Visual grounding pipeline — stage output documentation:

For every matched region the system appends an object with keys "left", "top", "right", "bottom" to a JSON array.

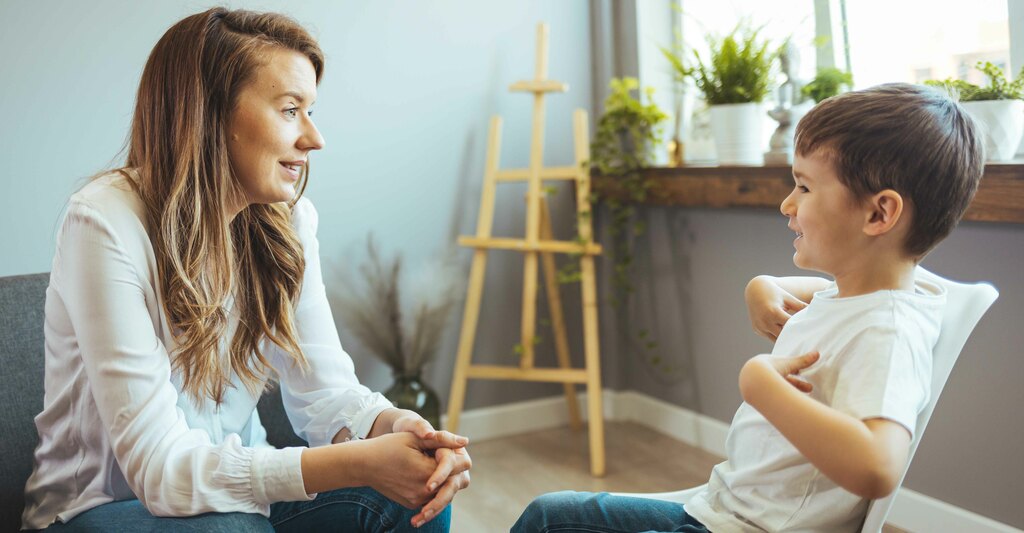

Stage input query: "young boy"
[{"left": 512, "top": 83, "right": 985, "bottom": 532}]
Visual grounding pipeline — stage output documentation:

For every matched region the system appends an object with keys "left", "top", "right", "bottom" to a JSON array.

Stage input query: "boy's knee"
[{"left": 514, "top": 490, "right": 589, "bottom": 531}]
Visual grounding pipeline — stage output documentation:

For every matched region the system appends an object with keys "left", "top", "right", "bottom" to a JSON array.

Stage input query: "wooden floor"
[{"left": 450, "top": 421, "right": 906, "bottom": 532}]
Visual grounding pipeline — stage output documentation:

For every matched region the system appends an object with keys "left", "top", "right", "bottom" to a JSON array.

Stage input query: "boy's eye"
[{"left": 798, "top": 185, "right": 809, "bottom": 193}]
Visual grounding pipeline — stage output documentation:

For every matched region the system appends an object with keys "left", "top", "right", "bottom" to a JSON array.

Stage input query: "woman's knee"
[
  {"left": 182, "top": 511, "right": 275, "bottom": 533},
  {"left": 415, "top": 505, "right": 451, "bottom": 533}
]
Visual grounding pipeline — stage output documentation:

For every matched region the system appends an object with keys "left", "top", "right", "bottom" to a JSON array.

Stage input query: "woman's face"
[{"left": 227, "top": 48, "right": 324, "bottom": 211}]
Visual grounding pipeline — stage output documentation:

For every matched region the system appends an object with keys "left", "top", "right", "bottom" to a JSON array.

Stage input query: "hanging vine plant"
[{"left": 559, "top": 77, "right": 668, "bottom": 303}]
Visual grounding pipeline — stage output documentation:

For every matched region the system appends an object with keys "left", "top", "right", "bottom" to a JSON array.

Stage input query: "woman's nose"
[{"left": 300, "top": 118, "right": 325, "bottom": 151}]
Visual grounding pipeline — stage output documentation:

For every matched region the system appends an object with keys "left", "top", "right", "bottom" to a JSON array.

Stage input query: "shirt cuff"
[
  {"left": 349, "top": 393, "right": 394, "bottom": 439},
  {"left": 250, "top": 445, "right": 315, "bottom": 504}
]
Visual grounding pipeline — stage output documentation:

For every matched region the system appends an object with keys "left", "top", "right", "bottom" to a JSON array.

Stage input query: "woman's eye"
[
  {"left": 306, "top": 109, "right": 314, "bottom": 117},
  {"left": 284, "top": 108, "right": 299, "bottom": 118}
]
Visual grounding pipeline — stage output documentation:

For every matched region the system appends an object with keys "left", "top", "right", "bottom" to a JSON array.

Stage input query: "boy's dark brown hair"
[{"left": 794, "top": 83, "right": 985, "bottom": 258}]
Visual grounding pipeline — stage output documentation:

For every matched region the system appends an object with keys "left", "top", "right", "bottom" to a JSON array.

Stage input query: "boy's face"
[{"left": 782, "top": 151, "right": 869, "bottom": 276}]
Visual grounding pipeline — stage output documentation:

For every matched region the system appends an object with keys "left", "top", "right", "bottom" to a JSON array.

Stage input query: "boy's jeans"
[{"left": 512, "top": 490, "right": 708, "bottom": 533}]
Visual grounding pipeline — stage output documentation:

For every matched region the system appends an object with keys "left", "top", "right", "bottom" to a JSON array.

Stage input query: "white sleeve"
[
  {"left": 269, "top": 198, "right": 393, "bottom": 447},
  {"left": 56, "top": 200, "right": 311, "bottom": 517},
  {"left": 829, "top": 324, "right": 932, "bottom": 438}
]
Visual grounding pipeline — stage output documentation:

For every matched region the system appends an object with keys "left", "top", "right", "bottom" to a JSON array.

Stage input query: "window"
[
  {"left": 842, "top": 0, "right": 1011, "bottom": 88},
  {"left": 680, "top": 1, "right": 818, "bottom": 83}
]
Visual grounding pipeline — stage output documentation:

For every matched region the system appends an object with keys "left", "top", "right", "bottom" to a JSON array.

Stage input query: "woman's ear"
[{"left": 863, "top": 189, "right": 904, "bottom": 237}]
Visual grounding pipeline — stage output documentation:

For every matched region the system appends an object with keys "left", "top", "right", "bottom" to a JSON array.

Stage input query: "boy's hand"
[
  {"left": 745, "top": 276, "right": 809, "bottom": 341},
  {"left": 741, "top": 352, "right": 820, "bottom": 399}
]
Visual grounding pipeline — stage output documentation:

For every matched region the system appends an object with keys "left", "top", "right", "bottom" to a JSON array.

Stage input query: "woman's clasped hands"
[{"left": 359, "top": 409, "right": 471, "bottom": 528}]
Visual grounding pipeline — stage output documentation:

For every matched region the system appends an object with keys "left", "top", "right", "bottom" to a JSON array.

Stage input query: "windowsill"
[{"left": 591, "top": 161, "right": 1024, "bottom": 224}]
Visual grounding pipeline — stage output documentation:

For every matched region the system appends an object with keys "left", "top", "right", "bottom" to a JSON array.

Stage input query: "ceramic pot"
[
  {"left": 709, "top": 102, "right": 765, "bottom": 165},
  {"left": 385, "top": 373, "right": 441, "bottom": 429},
  {"left": 961, "top": 100, "right": 1024, "bottom": 161}
]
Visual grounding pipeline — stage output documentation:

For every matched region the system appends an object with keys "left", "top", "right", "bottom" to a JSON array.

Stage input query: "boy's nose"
[{"left": 780, "top": 191, "right": 796, "bottom": 217}]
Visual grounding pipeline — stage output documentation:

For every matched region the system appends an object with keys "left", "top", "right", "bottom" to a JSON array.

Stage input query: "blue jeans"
[
  {"left": 40, "top": 487, "right": 451, "bottom": 532},
  {"left": 512, "top": 491, "right": 708, "bottom": 533}
]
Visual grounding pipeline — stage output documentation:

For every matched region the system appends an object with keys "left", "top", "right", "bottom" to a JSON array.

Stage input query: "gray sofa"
[{"left": 0, "top": 273, "right": 307, "bottom": 531}]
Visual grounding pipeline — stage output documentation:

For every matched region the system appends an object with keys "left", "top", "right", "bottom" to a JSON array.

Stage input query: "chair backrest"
[
  {"left": 0, "top": 273, "right": 50, "bottom": 532},
  {"left": 859, "top": 267, "right": 999, "bottom": 533}
]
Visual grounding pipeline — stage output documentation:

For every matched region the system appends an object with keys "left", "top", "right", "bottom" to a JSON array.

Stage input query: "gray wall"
[
  {"left": 625, "top": 207, "right": 1024, "bottom": 528},
  {"left": 2, "top": 1, "right": 1021, "bottom": 529}
]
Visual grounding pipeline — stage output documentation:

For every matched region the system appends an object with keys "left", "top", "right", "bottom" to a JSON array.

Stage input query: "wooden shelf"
[{"left": 592, "top": 162, "right": 1024, "bottom": 224}]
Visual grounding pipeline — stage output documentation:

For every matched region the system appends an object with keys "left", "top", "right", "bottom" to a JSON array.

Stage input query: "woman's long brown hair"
[{"left": 124, "top": 8, "right": 323, "bottom": 404}]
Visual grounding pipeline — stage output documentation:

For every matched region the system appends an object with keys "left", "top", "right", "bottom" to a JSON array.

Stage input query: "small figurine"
[{"left": 765, "top": 41, "right": 808, "bottom": 165}]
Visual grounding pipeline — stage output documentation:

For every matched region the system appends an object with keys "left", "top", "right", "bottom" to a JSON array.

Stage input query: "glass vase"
[{"left": 384, "top": 372, "right": 441, "bottom": 429}]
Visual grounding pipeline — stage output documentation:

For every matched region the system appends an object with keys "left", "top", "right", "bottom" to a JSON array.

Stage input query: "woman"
[{"left": 22, "top": 8, "right": 469, "bottom": 532}]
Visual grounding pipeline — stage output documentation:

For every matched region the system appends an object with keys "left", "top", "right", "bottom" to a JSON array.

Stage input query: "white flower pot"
[
  {"left": 709, "top": 102, "right": 765, "bottom": 165},
  {"left": 961, "top": 100, "right": 1024, "bottom": 162},
  {"left": 1016, "top": 114, "right": 1024, "bottom": 158}
]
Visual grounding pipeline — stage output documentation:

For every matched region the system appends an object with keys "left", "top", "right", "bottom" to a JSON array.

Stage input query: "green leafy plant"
[
  {"left": 802, "top": 67, "right": 853, "bottom": 103},
  {"left": 925, "top": 61, "right": 1024, "bottom": 101},
  {"left": 580, "top": 77, "right": 667, "bottom": 302},
  {"left": 680, "top": 25, "right": 776, "bottom": 105}
]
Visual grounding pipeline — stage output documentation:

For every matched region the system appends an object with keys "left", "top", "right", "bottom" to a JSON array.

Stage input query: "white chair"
[{"left": 619, "top": 267, "right": 999, "bottom": 533}]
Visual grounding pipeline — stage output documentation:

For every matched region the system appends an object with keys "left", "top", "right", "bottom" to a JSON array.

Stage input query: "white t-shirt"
[
  {"left": 686, "top": 279, "right": 945, "bottom": 532},
  {"left": 22, "top": 172, "right": 393, "bottom": 529}
]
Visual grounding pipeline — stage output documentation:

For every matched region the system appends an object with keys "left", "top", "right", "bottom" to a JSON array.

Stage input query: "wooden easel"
[{"left": 445, "top": 23, "right": 606, "bottom": 476}]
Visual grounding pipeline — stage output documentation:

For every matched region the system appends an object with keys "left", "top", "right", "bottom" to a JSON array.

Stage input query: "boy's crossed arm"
[
  {"left": 745, "top": 276, "right": 831, "bottom": 340},
  {"left": 743, "top": 275, "right": 913, "bottom": 499},
  {"left": 739, "top": 352, "right": 912, "bottom": 500}
]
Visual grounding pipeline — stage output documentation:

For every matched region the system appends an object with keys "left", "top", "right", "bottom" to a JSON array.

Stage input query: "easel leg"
[
  {"left": 447, "top": 117, "right": 504, "bottom": 433},
  {"left": 580, "top": 253, "right": 605, "bottom": 476},
  {"left": 539, "top": 198, "right": 582, "bottom": 430},
  {"left": 446, "top": 249, "right": 489, "bottom": 433}
]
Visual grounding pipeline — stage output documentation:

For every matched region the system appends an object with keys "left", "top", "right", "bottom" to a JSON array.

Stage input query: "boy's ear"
[{"left": 863, "top": 189, "right": 904, "bottom": 237}]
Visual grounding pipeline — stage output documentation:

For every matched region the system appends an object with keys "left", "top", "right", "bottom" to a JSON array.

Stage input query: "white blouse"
[{"left": 22, "top": 172, "right": 393, "bottom": 529}]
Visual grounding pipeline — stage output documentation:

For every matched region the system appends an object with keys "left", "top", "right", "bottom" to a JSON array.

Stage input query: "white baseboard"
[{"left": 446, "top": 390, "right": 1021, "bottom": 533}]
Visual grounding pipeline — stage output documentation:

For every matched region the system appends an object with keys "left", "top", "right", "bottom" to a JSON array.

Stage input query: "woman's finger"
[
  {"left": 425, "top": 448, "right": 455, "bottom": 491},
  {"left": 413, "top": 418, "right": 435, "bottom": 440},
  {"left": 394, "top": 413, "right": 436, "bottom": 440},
  {"left": 419, "top": 430, "right": 469, "bottom": 449},
  {"left": 412, "top": 471, "right": 470, "bottom": 528},
  {"left": 425, "top": 447, "right": 472, "bottom": 490}
]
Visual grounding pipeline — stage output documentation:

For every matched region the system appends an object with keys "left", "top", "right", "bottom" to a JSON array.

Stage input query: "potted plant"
[
  {"left": 666, "top": 25, "right": 776, "bottom": 165},
  {"left": 926, "top": 62, "right": 1024, "bottom": 161},
  {"left": 802, "top": 67, "right": 854, "bottom": 104},
  {"left": 587, "top": 77, "right": 673, "bottom": 373},
  {"left": 330, "top": 237, "right": 460, "bottom": 428},
  {"left": 586, "top": 77, "right": 668, "bottom": 300}
]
